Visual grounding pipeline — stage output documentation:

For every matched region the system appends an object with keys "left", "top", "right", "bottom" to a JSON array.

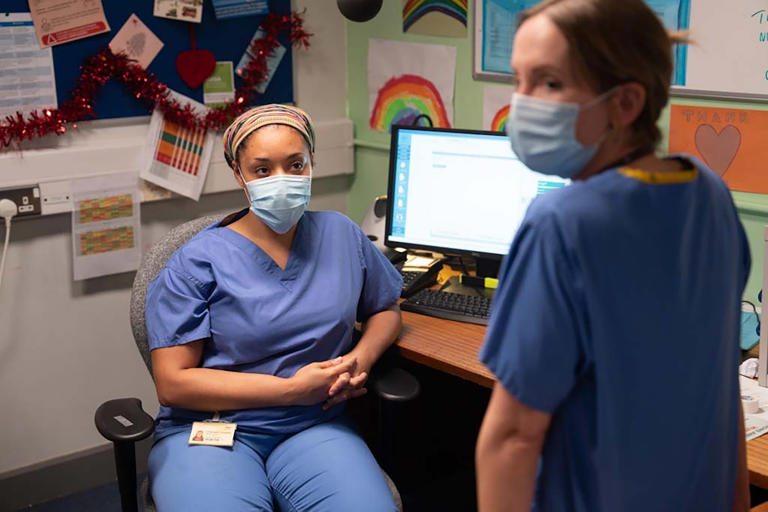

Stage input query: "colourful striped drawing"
[
  {"left": 369, "top": 74, "right": 451, "bottom": 132},
  {"left": 154, "top": 120, "right": 205, "bottom": 176},
  {"left": 403, "top": 0, "right": 467, "bottom": 36},
  {"left": 79, "top": 226, "right": 135, "bottom": 256},
  {"left": 78, "top": 194, "right": 133, "bottom": 224},
  {"left": 490, "top": 105, "right": 509, "bottom": 133}
]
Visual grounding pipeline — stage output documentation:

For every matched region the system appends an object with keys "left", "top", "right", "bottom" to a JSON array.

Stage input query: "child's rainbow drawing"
[
  {"left": 490, "top": 105, "right": 509, "bottom": 133},
  {"left": 403, "top": 0, "right": 468, "bottom": 32},
  {"left": 369, "top": 74, "right": 451, "bottom": 131}
]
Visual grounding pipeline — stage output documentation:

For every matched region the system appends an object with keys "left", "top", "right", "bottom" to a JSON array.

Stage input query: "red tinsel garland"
[{"left": 0, "top": 12, "right": 311, "bottom": 149}]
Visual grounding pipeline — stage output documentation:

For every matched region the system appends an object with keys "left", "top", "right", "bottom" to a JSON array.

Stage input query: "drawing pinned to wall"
[
  {"left": 668, "top": 105, "right": 768, "bottom": 193},
  {"left": 368, "top": 39, "right": 456, "bottom": 132},
  {"left": 140, "top": 91, "right": 214, "bottom": 200},
  {"left": 403, "top": 0, "right": 468, "bottom": 37},
  {"left": 154, "top": 0, "right": 204, "bottom": 23},
  {"left": 109, "top": 14, "right": 164, "bottom": 70},
  {"left": 482, "top": 84, "right": 513, "bottom": 132}
]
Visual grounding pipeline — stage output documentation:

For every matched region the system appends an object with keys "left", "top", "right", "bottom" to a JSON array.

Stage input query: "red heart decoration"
[{"left": 175, "top": 49, "right": 216, "bottom": 89}]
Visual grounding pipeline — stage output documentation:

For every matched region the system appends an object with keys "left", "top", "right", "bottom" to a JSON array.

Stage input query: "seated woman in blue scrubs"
[
  {"left": 476, "top": 1, "right": 750, "bottom": 511},
  {"left": 145, "top": 104, "right": 403, "bottom": 511}
]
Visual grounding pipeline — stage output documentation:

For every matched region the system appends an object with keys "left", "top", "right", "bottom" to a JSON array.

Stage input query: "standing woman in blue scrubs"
[
  {"left": 476, "top": 1, "right": 750, "bottom": 511},
  {"left": 145, "top": 104, "right": 403, "bottom": 511}
]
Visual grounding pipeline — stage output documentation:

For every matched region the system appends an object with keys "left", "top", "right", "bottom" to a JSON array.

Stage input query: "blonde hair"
[{"left": 520, "top": 0, "right": 688, "bottom": 150}]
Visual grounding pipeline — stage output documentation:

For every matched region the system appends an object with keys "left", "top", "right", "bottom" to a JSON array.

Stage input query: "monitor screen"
[{"left": 385, "top": 126, "right": 569, "bottom": 259}]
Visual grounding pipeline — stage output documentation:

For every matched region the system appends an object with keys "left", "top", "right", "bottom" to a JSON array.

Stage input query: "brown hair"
[{"left": 520, "top": 0, "right": 687, "bottom": 150}]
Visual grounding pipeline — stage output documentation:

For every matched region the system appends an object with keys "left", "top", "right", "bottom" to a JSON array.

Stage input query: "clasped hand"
[{"left": 290, "top": 355, "right": 368, "bottom": 409}]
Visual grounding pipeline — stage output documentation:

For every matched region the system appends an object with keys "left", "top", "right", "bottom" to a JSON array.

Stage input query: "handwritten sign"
[{"left": 668, "top": 105, "right": 768, "bottom": 193}]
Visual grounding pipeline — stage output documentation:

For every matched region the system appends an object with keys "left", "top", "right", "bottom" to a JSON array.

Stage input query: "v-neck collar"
[{"left": 213, "top": 210, "right": 309, "bottom": 287}]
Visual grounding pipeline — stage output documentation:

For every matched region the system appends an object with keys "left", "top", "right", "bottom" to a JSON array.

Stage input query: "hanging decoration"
[
  {"left": 176, "top": 24, "right": 216, "bottom": 89},
  {"left": 0, "top": 12, "right": 311, "bottom": 150}
]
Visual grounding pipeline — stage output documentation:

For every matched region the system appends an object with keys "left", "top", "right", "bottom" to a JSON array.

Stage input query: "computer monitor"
[{"left": 384, "top": 126, "right": 569, "bottom": 277}]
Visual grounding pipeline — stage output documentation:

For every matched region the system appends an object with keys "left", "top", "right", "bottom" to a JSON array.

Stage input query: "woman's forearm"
[
  {"left": 156, "top": 366, "right": 297, "bottom": 411},
  {"left": 350, "top": 305, "right": 402, "bottom": 372}
]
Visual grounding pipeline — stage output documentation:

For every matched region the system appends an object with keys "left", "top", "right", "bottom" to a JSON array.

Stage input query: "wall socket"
[{"left": 0, "top": 186, "right": 42, "bottom": 217}]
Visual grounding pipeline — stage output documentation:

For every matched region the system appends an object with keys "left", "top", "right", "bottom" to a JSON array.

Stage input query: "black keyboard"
[
  {"left": 401, "top": 270, "right": 421, "bottom": 289},
  {"left": 401, "top": 289, "right": 492, "bottom": 325}
]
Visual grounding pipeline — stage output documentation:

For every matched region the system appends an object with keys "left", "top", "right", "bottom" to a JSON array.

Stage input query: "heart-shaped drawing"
[
  {"left": 694, "top": 124, "right": 741, "bottom": 177},
  {"left": 175, "top": 49, "right": 216, "bottom": 89}
]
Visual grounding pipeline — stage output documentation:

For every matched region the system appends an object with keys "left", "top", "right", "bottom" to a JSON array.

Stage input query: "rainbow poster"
[
  {"left": 490, "top": 105, "right": 510, "bottom": 133},
  {"left": 368, "top": 40, "right": 456, "bottom": 133},
  {"left": 78, "top": 194, "right": 133, "bottom": 224},
  {"left": 483, "top": 85, "right": 513, "bottom": 133},
  {"left": 402, "top": 0, "right": 467, "bottom": 37},
  {"left": 370, "top": 74, "right": 451, "bottom": 131},
  {"left": 140, "top": 90, "right": 215, "bottom": 201}
]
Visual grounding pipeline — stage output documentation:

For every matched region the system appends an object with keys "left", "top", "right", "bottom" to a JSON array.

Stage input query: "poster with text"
[
  {"left": 368, "top": 39, "right": 456, "bottom": 133},
  {"left": 668, "top": 105, "right": 768, "bottom": 193},
  {"left": 28, "top": 0, "right": 110, "bottom": 48}
]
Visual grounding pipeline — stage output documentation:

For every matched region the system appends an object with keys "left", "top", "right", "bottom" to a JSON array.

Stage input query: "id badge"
[{"left": 188, "top": 420, "right": 237, "bottom": 447}]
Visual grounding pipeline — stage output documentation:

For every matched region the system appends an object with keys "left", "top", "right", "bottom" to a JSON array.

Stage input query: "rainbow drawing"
[
  {"left": 403, "top": 0, "right": 468, "bottom": 32},
  {"left": 369, "top": 74, "right": 451, "bottom": 132},
  {"left": 490, "top": 105, "right": 509, "bottom": 133}
]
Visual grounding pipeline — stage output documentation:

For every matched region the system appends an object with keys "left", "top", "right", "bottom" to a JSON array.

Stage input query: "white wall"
[{"left": 0, "top": 0, "right": 350, "bottom": 476}]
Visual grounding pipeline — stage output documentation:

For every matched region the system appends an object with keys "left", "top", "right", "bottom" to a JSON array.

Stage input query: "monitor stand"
[{"left": 476, "top": 257, "right": 501, "bottom": 279}]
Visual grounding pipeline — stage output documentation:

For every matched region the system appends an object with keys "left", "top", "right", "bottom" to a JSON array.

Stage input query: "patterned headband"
[{"left": 222, "top": 104, "right": 315, "bottom": 168}]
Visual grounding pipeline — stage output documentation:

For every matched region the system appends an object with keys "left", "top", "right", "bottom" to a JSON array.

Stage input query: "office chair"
[{"left": 94, "top": 213, "right": 409, "bottom": 512}]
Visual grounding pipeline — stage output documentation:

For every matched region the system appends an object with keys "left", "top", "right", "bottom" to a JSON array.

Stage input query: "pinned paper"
[
  {"left": 0, "top": 13, "right": 58, "bottom": 119},
  {"left": 483, "top": 85, "right": 513, "bottom": 133},
  {"left": 140, "top": 90, "right": 215, "bottom": 201},
  {"left": 203, "top": 62, "right": 235, "bottom": 107},
  {"left": 368, "top": 40, "right": 456, "bottom": 132},
  {"left": 402, "top": 0, "right": 468, "bottom": 37},
  {"left": 109, "top": 14, "right": 164, "bottom": 69},
  {"left": 71, "top": 174, "right": 141, "bottom": 281},
  {"left": 28, "top": 0, "right": 110, "bottom": 48},
  {"left": 212, "top": 0, "right": 268, "bottom": 20},
  {"left": 235, "top": 29, "right": 286, "bottom": 94},
  {"left": 668, "top": 105, "right": 768, "bottom": 194},
  {"left": 154, "top": 0, "right": 203, "bottom": 23}
]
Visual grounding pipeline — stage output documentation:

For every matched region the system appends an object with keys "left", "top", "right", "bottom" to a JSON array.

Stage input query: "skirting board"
[{"left": 0, "top": 438, "right": 152, "bottom": 511}]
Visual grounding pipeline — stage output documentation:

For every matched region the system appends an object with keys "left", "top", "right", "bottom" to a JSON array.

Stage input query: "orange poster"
[{"left": 668, "top": 105, "right": 768, "bottom": 194}]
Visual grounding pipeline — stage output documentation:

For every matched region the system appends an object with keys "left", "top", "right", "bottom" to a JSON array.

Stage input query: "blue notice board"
[{"left": 2, "top": 0, "right": 293, "bottom": 120}]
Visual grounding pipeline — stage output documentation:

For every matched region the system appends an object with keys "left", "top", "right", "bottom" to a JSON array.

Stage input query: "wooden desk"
[
  {"left": 395, "top": 309, "right": 494, "bottom": 389},
  {"left": 395, "top": 310, "right": 768, "bottom": 489}
]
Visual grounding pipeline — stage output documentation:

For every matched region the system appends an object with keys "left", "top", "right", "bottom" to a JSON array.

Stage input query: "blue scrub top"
[
  {"left": 146, "top": 210, "right": 402, "bottom": 437},
  {"left": 480, "top": 156, "right": 750, "bottom": 512}
]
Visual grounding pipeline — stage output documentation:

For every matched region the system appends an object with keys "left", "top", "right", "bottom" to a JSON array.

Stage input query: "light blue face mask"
[
  {"left": 506, "top": 88, "right": 617, "bottom": 178},
  {"left": 240, "top": 172, "right": 311, "bottom": 234}
]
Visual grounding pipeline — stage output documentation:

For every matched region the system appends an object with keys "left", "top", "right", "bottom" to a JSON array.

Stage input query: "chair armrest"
[
  {"left": 372, "top": 367, "right": 420, "bottom": 402},
  {"left": 94, "top": 398, "right": 155, "bottom": 443}
]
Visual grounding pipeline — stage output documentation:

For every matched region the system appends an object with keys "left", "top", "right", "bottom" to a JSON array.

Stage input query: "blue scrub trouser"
[{"left": 148, "top": 418, "right": 397, "bottom": 512}]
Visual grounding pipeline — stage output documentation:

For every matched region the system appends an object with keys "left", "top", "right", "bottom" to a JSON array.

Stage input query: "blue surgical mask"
[
  {"left": 506, "top": 88, "right": 617, "bottom": 178},
  {"left": 240, "top": 172, "right": 311, "bottom": 234}
]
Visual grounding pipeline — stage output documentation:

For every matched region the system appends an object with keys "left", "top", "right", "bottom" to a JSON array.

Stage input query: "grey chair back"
[{"left": 129, "top": 214, "right": 224, "bottom": 376}]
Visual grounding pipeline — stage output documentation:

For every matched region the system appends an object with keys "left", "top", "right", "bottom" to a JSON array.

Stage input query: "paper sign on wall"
[
  {"left": 28, "top": 0, "right": 110, "bottom": 48},
  {"left": 482, "top": 85, "right": 512, "bottom": 133},
  {"left": 668, "top": 105, "right": 768, "bottom": 194},
  {"left": 368, "top": 39, "right": 456, "bottom": 132},
  {"left": 71, "top": 173, "right": 141, "bottom": 281},
  {"left": 140, "top": 90, "right": 214, "bottom": 201},
  {"left": 0, "top": 13, "right": 58, "bottom": 119},
  {"left": 109, "top": 14, "right": 164, "bottom": 70}
]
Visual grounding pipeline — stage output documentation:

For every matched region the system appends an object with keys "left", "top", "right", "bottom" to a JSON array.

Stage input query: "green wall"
[{"left": 345, "top": 2, "right": 768, "bottom": 301}]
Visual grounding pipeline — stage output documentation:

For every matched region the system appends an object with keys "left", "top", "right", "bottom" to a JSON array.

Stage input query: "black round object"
[{"left": 337, "top": 0, "right": 383, "bottom": 22}]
